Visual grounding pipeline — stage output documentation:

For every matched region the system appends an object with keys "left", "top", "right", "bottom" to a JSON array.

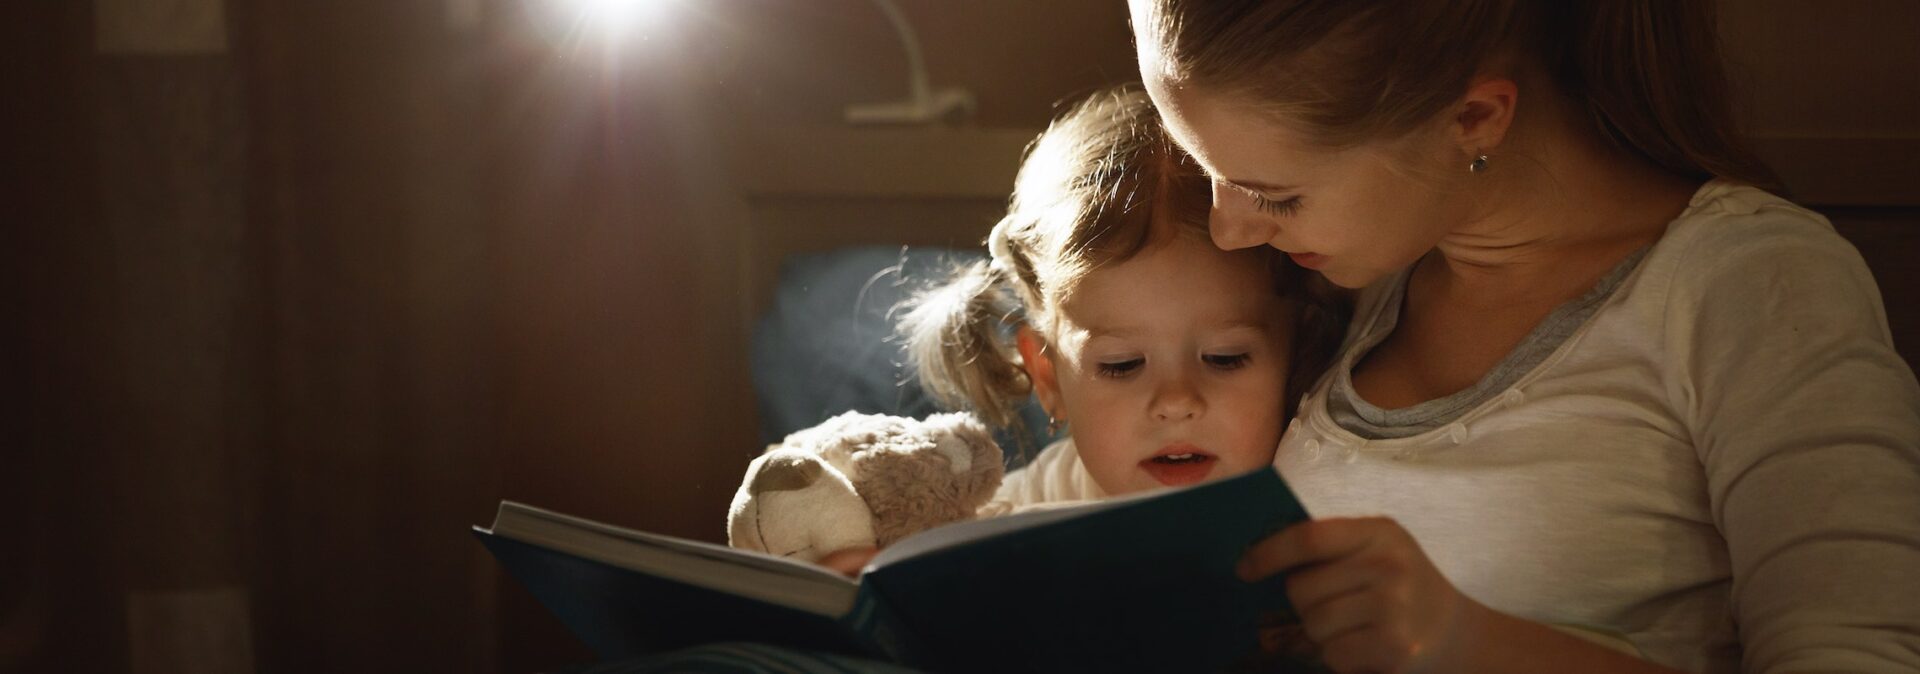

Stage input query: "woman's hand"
[
  {"left": 816, "top": 546, "right": 879, "bottom": 578},
  {"left": 1239, "top": 517, "right": 1490, "bottom": 673}
]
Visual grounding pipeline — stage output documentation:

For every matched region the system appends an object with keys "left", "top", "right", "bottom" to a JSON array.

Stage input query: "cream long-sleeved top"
[{"left": 1279, "top": 181, "right": 1920, "bottom": 673}]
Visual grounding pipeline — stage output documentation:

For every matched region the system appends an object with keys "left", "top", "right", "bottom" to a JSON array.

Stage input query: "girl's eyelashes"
[
  {"left": 1203, "top": 353, "right": 1252, "bottom": 370},
  {"left": 1095, "top": 353, "right": 1252, "bottom": 377},
  {"left": 1253, "top": 194, "right": 1302, "bottom": 217},
  {"left": 1095, "top": 358, "right": 1144, "bottom": 378}
]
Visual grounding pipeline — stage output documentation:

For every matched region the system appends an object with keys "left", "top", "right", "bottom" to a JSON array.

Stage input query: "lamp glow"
[{"left": 562, "top": 0, "right": 673, "bottom": 44}]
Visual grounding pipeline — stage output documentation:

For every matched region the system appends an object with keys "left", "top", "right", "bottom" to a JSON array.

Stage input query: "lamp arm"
[{"left": 863, "top": 0, "right": 930, "bottom": 105}]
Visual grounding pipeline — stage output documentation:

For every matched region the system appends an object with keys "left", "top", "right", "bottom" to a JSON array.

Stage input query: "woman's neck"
[{"left": 1424, "top": 104, "right": 1699, "bottom": 305}]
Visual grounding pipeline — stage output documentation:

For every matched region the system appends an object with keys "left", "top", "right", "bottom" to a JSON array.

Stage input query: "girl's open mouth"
[{"left": 1140, "top": 447, "right": 1217, "bottom": 486}]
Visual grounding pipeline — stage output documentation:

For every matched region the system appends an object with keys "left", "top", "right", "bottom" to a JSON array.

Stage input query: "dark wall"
[{"left": 5, "top": 2, "right": 1916, "bottom": 674}]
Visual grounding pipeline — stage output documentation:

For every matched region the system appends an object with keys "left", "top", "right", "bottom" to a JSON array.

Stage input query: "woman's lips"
[
  {"left": 1288, "top": 252, "right": 1328, "bottom": 270},
  {"left": 1140, "top": 446, "right": 1217, "bottom": 486}
]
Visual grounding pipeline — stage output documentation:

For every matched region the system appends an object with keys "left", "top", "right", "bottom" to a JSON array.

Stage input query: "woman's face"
[{"left": 1141, "top": 78, "right": 1471, "bottom": 289}]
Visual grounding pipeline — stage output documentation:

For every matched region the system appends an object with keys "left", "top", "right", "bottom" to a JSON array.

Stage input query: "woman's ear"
[
  {"left": 1015, "top": 326, "right": 1066, "bottom": 422},
  {"left": 1453, "top": 76, "right": 1519, "bottom": 158}
]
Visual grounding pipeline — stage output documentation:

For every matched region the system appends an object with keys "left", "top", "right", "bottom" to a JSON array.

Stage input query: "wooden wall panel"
[
  {"left": 1721, "top": 1, "right": 1920, "bottom": 137},
  {"left": 8, "top": 4, "right": 105, "bottom": 673},
  {"left": 1723, "top": 2, "right": 1920, "bottom": 206},
  {"left": 1831, "top": 210, "right": 1920, "bottom": 366},
  {"left": 232, "top": 3, "right": 505, "bottom": 672},
  {"left": 91, "top": 54, "right": 257, "bottom": 674}
]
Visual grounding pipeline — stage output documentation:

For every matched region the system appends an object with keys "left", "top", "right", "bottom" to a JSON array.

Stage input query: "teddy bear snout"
[{"left": 749, "top": 453, "right": 823, "bottom": 494}]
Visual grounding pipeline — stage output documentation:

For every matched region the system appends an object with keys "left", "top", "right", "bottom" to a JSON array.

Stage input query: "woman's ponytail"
[
  {"left": 897, "top": 258, "right": 1033, "bottom": 430},
  {"left": 1549, "top": 0, "right": 1783, "bottom": 191}
]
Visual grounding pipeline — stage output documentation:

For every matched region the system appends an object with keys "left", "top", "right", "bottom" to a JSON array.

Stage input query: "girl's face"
[
  {"left": 1029, "top": 231, "right": 1292, "bottom": 495},
  {"left": 1141, "top": 79, "right": 1470, "bottom": 290}
]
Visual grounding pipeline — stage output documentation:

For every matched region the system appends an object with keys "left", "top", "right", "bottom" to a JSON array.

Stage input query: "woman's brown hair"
[{"left": 1135, "top": 0, "right": 1782, "bottom": 191}]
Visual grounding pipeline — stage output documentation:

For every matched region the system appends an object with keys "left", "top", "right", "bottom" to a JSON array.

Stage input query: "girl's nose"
[
  {"left": 1151, "top": 378, "right": 1205, "bottom": 422},
  {"left": 1208, "top": 182, "right": 1280, "bottom": 251}
]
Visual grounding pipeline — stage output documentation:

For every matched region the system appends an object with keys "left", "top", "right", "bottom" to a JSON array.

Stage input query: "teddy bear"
[{"left": 727, "top": 411, "right": 1005, "bottom": 564}]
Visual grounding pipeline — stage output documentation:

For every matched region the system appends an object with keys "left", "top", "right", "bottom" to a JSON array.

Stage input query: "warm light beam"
[{"left": 561, "top": 0, "right": 674, "bottom": 47}]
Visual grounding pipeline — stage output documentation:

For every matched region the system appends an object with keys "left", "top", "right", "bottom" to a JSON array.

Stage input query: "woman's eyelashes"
[
  {"left": 1253, "top": 194, "right": 1302, "bottom": 217},
  {"left": 1222, "top": 181, "right": 1302, "bottom": 217},
  {"left": 1093, "top": 352, "right": 1253, "bottom": 378}
]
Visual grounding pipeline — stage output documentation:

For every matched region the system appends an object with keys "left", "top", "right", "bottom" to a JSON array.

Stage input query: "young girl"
[
  {"left": 1130, "top": 1, "right": 1920, "bottom": 673},
  {"left": 898, "top": 85, "right": 1347, "bottom": 507}
]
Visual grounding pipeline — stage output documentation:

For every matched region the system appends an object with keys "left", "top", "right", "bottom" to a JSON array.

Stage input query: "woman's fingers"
[
  {"left": 816, "top": 546, "right": 879, "bottom": 577},
  {"left": 1296, "top": 589, "right": 1380, "bottom": 645},
  {"left": 1233, "top": 517, "right": 1492, "bottom": 672},
  {"left": 1283, "top": 553, "right": 1382, "bottom": 617},
  {"left": 1237, "top": 516, "right": 1395, "bottom": 581}
]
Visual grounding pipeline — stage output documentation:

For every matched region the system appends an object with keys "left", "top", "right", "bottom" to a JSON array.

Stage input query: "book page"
[{"left": 488, "top": 501, "right": 859, "bottom": 616}]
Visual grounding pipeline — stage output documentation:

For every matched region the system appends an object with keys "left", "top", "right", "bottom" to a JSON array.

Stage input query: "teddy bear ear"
[{"left": 748, "top": 452, "right": 825, "bottom": 494}]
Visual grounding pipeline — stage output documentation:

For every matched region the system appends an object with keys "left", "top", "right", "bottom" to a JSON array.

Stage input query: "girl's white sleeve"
[
  {"left": 980, "top": 438, "right": 1104, "bottom": 513},
  {"left": 1666, "top": 208, "right": 1920, "bottom": 673}
]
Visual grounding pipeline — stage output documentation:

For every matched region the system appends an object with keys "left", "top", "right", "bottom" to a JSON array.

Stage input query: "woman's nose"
[{"left": 1208, "top": 182, "right": 1280, "bottom": 250}]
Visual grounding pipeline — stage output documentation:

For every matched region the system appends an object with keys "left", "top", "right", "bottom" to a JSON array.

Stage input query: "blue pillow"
[{"left": 750, "top": 246, "right": 1057, "bottom": 469}]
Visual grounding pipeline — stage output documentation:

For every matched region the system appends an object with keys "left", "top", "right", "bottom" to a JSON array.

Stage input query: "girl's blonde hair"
[
  {"left": 898, "top": 85, "right": 1347, "bottom": 438},
  {"left": 1135, "top": 0, "right": 1782, "bottom": 191}
]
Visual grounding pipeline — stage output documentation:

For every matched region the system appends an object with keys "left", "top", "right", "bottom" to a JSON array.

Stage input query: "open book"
[{"left": 475, "top": 466, "right": 1310, "bottom": 672}]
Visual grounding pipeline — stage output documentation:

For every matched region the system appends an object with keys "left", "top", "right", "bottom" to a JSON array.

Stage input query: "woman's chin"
[{"left": 1318, "top": 264, "right": 1376, "bottom": 289}]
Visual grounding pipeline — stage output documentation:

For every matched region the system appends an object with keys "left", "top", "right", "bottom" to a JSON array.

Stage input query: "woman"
[{"left": 1129, "top": 1, "right": 1920, "bottom": 672}]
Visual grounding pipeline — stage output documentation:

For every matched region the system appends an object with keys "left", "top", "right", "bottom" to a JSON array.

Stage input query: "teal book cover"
[{"left": 475, "top": 466, "right": 1309, "bottom": 672}]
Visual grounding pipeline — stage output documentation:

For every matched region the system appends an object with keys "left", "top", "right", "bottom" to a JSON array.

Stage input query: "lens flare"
[{"left": 561, "top": 0, "right": 673, "bottom": 46}]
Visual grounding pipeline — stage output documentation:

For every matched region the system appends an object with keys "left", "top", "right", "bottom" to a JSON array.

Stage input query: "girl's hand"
[
  {"left": 816, "top": 546, "right": 879, "bottom": 578},
  {"left": 1239, "top": 517, "right": 1490, "bottom": 673}
]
